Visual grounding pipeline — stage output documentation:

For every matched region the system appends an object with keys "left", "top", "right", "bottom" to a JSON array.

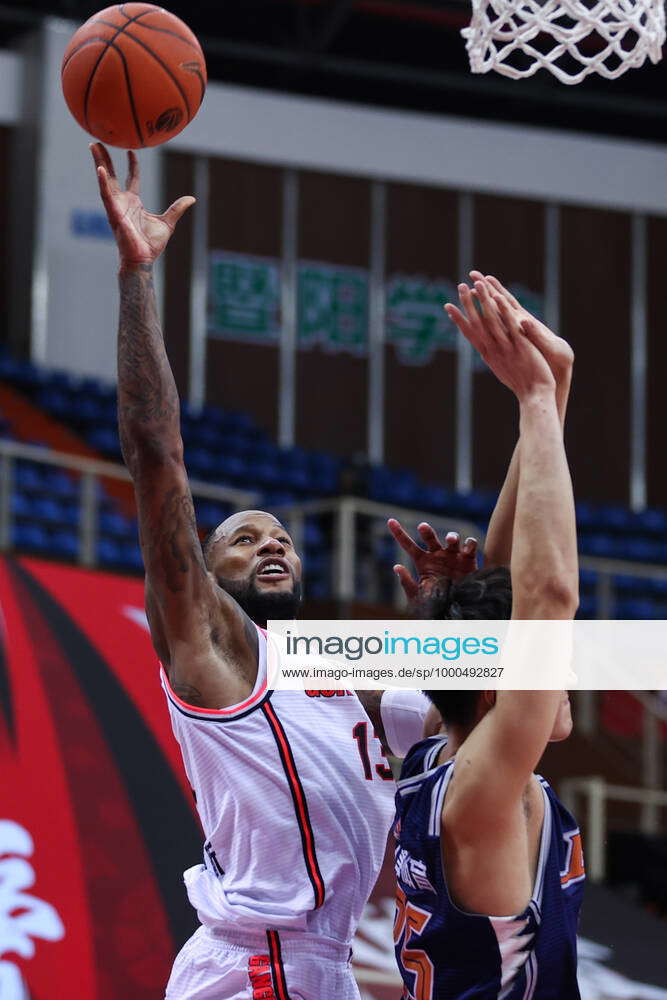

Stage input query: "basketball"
[{"left": 61, "top": 3, "right": 207, "bottom": 149}]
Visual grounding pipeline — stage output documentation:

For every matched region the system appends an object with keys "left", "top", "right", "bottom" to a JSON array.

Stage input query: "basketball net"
[{"left": 462, "top": 0, "right": 666, "bottom": 83}]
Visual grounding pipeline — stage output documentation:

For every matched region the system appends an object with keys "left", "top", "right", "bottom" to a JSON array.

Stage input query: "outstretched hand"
[
  {"left": 90, "top": 142, "right": 195, "bottom": 266},
  {"left": 388, "top": 518, "right": 478, "bottom": 604},
  {"left": 444, "top": 273, "right": 573, "bottom": 402},
  {"left": 471, "top": 272, "right": 574, "bottom": 385}
]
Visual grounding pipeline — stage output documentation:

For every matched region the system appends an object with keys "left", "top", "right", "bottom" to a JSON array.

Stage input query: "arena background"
[{"left": 0, "top": 2, "right": 666, "bottom": 997}]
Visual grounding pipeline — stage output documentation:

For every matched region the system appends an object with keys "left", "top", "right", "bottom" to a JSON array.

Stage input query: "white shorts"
[{"left": 165, "top": 925, "right": 361, "bottom": 1000}]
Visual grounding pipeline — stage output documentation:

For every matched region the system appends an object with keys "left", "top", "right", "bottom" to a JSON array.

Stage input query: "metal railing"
[
  {"left": 5, "top": 436, "right": 667, "bottom": 608},
  {"left": 560, "top": 775, "right": 667, "bottom": 882},
  {"left": 0, "top": 437, "right": 258, "bottom": 564}
]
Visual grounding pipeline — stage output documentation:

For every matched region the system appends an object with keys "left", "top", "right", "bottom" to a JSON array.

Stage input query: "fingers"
[
  {"left": 491, "top": 290, "right": 527, "bottom": 343},
  {"left": 462, "top": 536, "right": 478, "bottom": 560},
  {"left": 417, "top": 522, "right": 443, "bottom": 553},
  {"left": 443, "top": 301, "right": 470, "bottom": 337},
  {"left": 161, "top": 195, "right": 196, "bottom": 230},
  {"left": 473, "top": 280, "right": 509, "bottom": 341},
  {"left": 126, "top": 150, "right": 140, "bottom": 194},
  {"left": 387, "top": 518, "right": 422, "bottom": 559},
  {"left": 444, "top": 531, "right": 461, "bottom": 552},
  {"left": 95, "top": 165, "right": 118, "bottom": 222},
  {"left": 518, "top": 317, "right": 543, "bottom": 344},
  {"left": 458, "top": 282, "right": 479, "bottom": 328},
  {"left": 393, "top": 564, "right": 418, "bottom": 601},
  {"left": 89, "top": 142, "right": 117, "bottom": 183},
  {"left": 484, "top": 274, "right": 521, "bottom": 311}
]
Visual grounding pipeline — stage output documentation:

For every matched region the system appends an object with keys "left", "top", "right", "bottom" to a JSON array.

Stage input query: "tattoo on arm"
[
  {"left": 117, "top": 264, "right": 180, "bottom": 474},
  {"left": 141, "top": 486, "right": 207, "bottom": 594}
]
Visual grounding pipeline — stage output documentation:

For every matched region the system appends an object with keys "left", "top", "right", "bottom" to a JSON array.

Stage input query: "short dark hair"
[
  {"left": 424, "top": 690, "right": 480, "bottom": 727},
  {"left": 420, "top": 567, "right": 511, "bottom": 730},
  {"left": 418, "top": 566, "right": 512, "bottom": 620}
]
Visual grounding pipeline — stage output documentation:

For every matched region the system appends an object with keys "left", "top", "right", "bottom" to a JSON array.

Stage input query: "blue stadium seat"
[
  {"left": 187, "top": 448, "right": 217, "bottom": 479},
  {"left": 196, "top": 501, "right": 230, "bottom": 529},
  {"left": 598, "top": 505, "right": 636, "bottom": 531},
  {"left": 12, "top": 522, "right": 50, "bottom": 552},
  {"left": 51, "top": 529, "right": 79, "bottom": 560},
  {"left": 576, "top": 595, "right": 597, "bottom": 619},
  {"left": 97, "top": 537, "right": 123, "bottom": 565},
  {"left": 99, "top": 510, "right": 135, "bottom": 539},
  {"left": 579, "top": 568, "right": 598, "bottom": 588},
  {"left": 87, "top": 427, "right": 121, "bottom": 455},
  {"left": 120, "top": 541, "right": 144, "bottom": 571},
  {"left": 15, "top": 462, "right": 49, "bottom": 493},
  {"left": 11, "top": 492, "right": 35, "bottom": 518},
  {"left": 613, "top": 574, "right": 648, "bottom": 596},
  {"left": 43, "top": 468, "right": 79, "bottom": 500},
  {"left": 615, "top": 597, "right": 655, "bottom": 619},
  {"left": 637, "top": 508, "right": 667, "bottom": 534},
  {"left": 580, "top": 534, "right": 616, "bottom": 558},
  {"left": 575, "top": 502, "right": 597, "bottom": 531}
]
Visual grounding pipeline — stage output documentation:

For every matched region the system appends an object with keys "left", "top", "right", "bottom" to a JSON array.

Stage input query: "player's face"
[
  {"left": 549, "top": 691, "right": 573, "bottom": 742},
  {"left": 210, "top": 511, "right": 302, "bottom": 595}
]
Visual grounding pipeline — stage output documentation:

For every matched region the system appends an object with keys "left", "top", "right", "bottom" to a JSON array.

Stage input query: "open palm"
[{"left": 90, "top": 142, "right": 195, "bottom": 265}]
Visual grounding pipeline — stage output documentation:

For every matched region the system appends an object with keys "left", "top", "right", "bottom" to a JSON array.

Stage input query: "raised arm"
[
  {"left": 92, "top": 143, "right": 257, "bottom": 708},
  {"left": 442, "top": 282, "right": 578, "bottom": 833},
  {"left": 445, "top": 273, "right": 573, "bottom": 569}
]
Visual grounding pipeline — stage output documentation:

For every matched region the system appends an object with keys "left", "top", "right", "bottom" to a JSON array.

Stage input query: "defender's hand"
[
  {"left": 388, "top": 518, "right": 478, "bottom": 603},
  {"left": 91, "top": 142, "right": 195, "bottom": 266},
  {"left": 444, "top": 278, "right": 555, "bottom": 401},
  {"left": 472, "top": 272, "right": 574, "bottom": 385}
]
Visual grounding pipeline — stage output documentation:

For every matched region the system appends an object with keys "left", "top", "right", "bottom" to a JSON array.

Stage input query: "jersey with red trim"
[{"left": 161, "top": 627, "right": 395, "bottom": 946}]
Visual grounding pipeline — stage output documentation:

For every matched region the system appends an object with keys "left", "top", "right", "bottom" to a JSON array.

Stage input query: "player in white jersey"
[{"left": 91, "top": 142, "right": 464, "bottom": 1000}]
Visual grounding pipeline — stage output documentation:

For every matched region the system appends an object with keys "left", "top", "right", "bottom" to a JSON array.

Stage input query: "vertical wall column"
[
  {"left": 544, "top": 203, "right": 560, "bottom": 336},
  {"left": 630, "top": 213, "right": 647, "bottom": 512},
  {"left": 456, "top": 192, "right": 474, "bottom": 493},
  {"left": 367, "top": 181, "right": 387, "bottom": 464},
  {"left": 279, "top": 169, "right": 299, "bottom": 449},
  {"left": 188, "top": 156, "right": 209, "bottom": 410}
]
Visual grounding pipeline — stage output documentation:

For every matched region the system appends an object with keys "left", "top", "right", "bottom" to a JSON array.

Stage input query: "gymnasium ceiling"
[{"left": 2, "top": 0, "right": 667, "bottom": 143}]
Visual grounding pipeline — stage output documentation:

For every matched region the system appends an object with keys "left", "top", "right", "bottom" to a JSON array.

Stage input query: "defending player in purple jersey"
[{"left": 392, "top": 274, "right": 583, "bottom": 999}]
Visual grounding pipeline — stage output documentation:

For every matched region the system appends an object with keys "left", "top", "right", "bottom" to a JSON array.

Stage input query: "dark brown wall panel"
[
  {"left": 206, "top": 158, "right": 282, "bottom": 438},
  {"left": 472, "top": 195, "right": 544, "bottom": 491},
  {"left": 163, "top": 152, "right": 194, "bottom": 399},
  {"left": 384, "top": 183, "right": 458, "bottom": 486},
  {"left": 296, "top": 171, "right": 370, "bottom": 456},
  {"left": 646, "top": 216, "right": 667, "bottom": 507},
  {"left": 561, "top": 206, "right": 631, "bottom": 504}
]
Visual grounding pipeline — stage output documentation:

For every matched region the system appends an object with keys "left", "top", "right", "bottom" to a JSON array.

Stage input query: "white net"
[{"left": 462, "top": 0, "right": 666, "bottom": 83}]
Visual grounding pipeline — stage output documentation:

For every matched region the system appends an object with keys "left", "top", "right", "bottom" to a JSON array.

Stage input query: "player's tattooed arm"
[
  {"left": 445, "top": 273, "right": 573, "bottom": 569},
  {"left": 92, "top": 142, "right": 258, "bottom": 705}
]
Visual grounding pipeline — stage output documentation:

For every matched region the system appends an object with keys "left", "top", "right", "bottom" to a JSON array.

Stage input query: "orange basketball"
[{"left": 61, "top": 3, "right": 207, "bottom": 149}]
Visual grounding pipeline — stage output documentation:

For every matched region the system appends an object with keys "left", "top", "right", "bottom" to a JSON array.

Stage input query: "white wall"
[{"left": 171, "top": 82, "right": 667, "bottom": 217}]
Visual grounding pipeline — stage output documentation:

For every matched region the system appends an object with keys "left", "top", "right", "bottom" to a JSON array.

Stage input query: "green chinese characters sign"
[
  {"left": 208, "top": 251, "right": 281, "bottom": 344},
  {"left": 298, "top": 261, "right": 368, "bottom": 355},
  {"left": 207, "top": 251, "right": 544, "bottom": 366}
]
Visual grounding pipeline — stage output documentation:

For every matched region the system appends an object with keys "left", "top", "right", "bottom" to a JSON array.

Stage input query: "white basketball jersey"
[{"left": 161, "top": 626, "right": 395, "bottom": 947}]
